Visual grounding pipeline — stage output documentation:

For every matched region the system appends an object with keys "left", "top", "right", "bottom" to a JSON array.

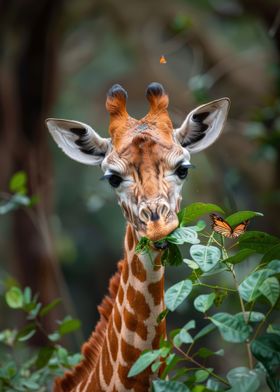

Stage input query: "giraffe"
[{"left": 46, "top": 83, "right": 230, "bottom": 392}]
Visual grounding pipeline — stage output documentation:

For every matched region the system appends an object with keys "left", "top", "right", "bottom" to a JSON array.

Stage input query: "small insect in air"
[
  {"left": 159, "top": 55, "right": 167, "bottom": 64},
  {"left": 210, "top": 214, "right": 249, "bottom": 239}
]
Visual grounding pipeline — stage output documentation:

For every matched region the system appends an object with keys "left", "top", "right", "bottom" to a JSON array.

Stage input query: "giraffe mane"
[{"left": 54, "top": 261, "right": 123, "bottom": 392}]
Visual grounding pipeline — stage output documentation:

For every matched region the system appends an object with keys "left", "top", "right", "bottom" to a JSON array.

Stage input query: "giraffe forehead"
[
  {"left": 110, "top": 114, "right": 174, "bottom": 152},
  {"left": 106, "top": 139, "right": 185, "bottom": 175}
]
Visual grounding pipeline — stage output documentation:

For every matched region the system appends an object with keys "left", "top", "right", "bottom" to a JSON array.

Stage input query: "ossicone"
[
  {"left": 146, "top": 82, "right": 169, "bottom": 112},
  {"left": 106, "top": 84, "right": 128, "bottom": 116}
]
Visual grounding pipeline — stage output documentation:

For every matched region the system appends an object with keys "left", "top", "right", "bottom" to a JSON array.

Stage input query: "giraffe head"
[{"left": 46, "top": 83, "right": 229, "bottom": 241}]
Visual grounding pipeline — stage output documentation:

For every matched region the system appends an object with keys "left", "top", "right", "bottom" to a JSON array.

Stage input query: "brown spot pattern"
[
  {"left": 121, "top": 338, "right": 141, "bottom": 363},
  {"left": 131, "top": 255, "right": 147, "bottom": 282},
  {"left": 127, "top": 284, "right": 150, "bottom": 320},
  {"left": 107, "top": 319, "right": 118, "bottom": 362},
  {"left": 102, "top": 338, "right": 113, "bottom": 385},
  {"left": 118, "top": 284, "right": 124, "bottom": 305},
  {"left": 123, "top": 307, "right": 148, "bottom": 340},
  {"left": 114, "top": 304, "right": 122, "bottom": 333},
  {"left": 126, "top": 225, "right": 134, "bottom": 251},
  {"left": 122, "top": 261, "right": 129, "bottom": 284},
  {"left": 148, "top": 278, "right": 164, "bottom": 305},
  {"left": 118, "top": 364, "right": 135, "bottom": 389}
]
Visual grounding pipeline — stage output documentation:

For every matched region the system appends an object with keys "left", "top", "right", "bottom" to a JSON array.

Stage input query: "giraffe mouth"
[{"left": 139, "top": 214, "right": 179, "bottom": 242}]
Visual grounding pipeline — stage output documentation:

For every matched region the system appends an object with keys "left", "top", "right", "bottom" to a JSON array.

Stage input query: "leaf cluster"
[
  {"left": 0, "top": 286, "right": 82, "bottom": 391},
  {"left": 133, "top": 203, "right": 280, "bottom": 392}
]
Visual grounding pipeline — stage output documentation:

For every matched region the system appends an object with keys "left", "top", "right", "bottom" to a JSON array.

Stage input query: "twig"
[
  {"left": 174, "top": 345, "right": 230, "bottom": 387},
  {"left": 230, "top": 265, "right": 254, "bottom": 369}
]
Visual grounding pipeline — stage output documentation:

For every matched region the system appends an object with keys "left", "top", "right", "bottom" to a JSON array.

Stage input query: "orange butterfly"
[
  {"left": 160, "top": 55, "right": 167, "bottom": 64},
  {"left": 210, "top": 214, "right": 249, "bottom": 239}
]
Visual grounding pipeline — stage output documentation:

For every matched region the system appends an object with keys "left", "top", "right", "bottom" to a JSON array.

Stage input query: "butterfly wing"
[
  {"left": 210, "top": 214, "right": 232, "bottom": 238},
  {"left": 232, "top": 220, "right": 249, "bottom": 238}
]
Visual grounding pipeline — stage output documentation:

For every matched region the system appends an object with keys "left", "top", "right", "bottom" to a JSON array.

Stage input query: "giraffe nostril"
[{"left": 150, "top": 211, "right": 160, "bottom": 221}]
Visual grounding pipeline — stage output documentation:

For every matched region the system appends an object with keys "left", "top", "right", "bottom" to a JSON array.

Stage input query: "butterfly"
[
  {"left": 210, "top": 214, "right": 249, "bottom": 239},
  {"left": 159, "top": 55, "right": 167, "bottom": 64}
]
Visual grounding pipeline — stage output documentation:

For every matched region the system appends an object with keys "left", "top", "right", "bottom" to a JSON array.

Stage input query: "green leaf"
[
  {"left": 266, "top": 259, "right": 280, "bottom": 273},
  {"left": 183, "top": 320, "right": 196, "bottom": 331},
  {"left": 152, "top": 379, "right": 190, "bottom": 392},
  {"left": 36, "top": 346, "right": 55, "bottom": 369},
  {"left": 16, "top": 323, "right": 36, "bottom": 342},
  {"left": 210, "top": 313, "right": 252, "bottom": 343},
  {"left": 157, "top": 309, "right": 169, "bottom": 324},
  {"left": 251, "top": 333, "right": 280, "bottom": 377},
  {"left": 128, "top": 350, "right": 161, "bottom": 377},
  {"left": 239, "top": 231, "right": 280, "bottom": 253},
  {"left": 58, "top": 318, "right": 81, "bottom": 336},
  {"left": 261, "top": 244, "right": 280, "bottom": 264},
  {"left": 227, "top": 367, "right": 260, "bottom": 392},
  {"left": 195, "top": 369, "right": 211, "bottom": 383},
  {"left": 160, "top": 353, "right": 180, "bottom": 380},
  {"left": 194, "top": 293, "right": 215, "bottom": 313},
  {"left": 235, "top": 312, "right": 265, "bottom": 323},
  {"left": 190, "top": 245, "right": 221, "bottom": 272},
  {"left": 193, "top": 220, "right": 206, "bottom": 231},
  {"left": 226, "top": 211, "right": 263, "bottom": 227},
  {"left": 258, "top": 277, "right": 280, "bottom": 306},
  {"left": 267, "top": 324, "right": 280, "bottom": 336},
  {"left": 165, "top": 280, "right": 192, "bottom": 311},
  {"left": 162, "top": 244, "right": 183, "bottom": 266},
  {"left": 136, "top": 237, "right": 151, "bottom": 254},
  {"left": 206, "top": 378, "right": 224, "bottom": 391},
  {"left": 196, "top": 347, "right": 224, "bottom": 359},
  {"left": 40, "top": 298, "right": 62, "bottom": 317},
  {"left": 223, "top": 249, "right": 256, "bottom": 265},
  {"left": 183, "top": 259, "right": 199, "bottom": 269},
  {"left": 21, "top": 380, "right": 40, "bottom": 390},
  {"left": 167, "top": 227, "right": 199, "bottom": 245},
  {"left": 5, "top": 287, "right": 23, "bottom": 309},
  {"left": 48, "top": 331, "right": 60, "bottom": 342},
  {"left": 194, "top": 323, "right": 216, "bottom": 340},
  {"left": 9, "top": 171, "right": 27, "bottom": 193},
  {"left": 151, "top": 361, "right": 162, "bottom": 373},
  {"left": 238, "top": 269, "right": 274, "bottom": 302},
  {"left": 179, "top": 329, "right": 193, "bottom": 344},
  {"left": 23, "top": 287, "right": 32, "bottom": 304},
  {"left": 178, "top": 203, "right": 224, "bottom": 226}
]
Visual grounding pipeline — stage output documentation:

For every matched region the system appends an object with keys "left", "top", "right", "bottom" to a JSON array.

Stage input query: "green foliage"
[
  {"left": 0, "top": 171, "right": 38, "bottom": 215},
  {"left": 0, "top": 285, "right": 82, "bottom": 391},
  {"left": 133, "top": 203, "right": 280, "bottom": 391}
]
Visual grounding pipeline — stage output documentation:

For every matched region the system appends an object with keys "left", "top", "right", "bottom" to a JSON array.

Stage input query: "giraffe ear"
[
  {"left": 46, "top": 118, "right": 111, "bottom": 165},
  {"left": 174, "top": 98, "right": 230, "bottom": 153}
]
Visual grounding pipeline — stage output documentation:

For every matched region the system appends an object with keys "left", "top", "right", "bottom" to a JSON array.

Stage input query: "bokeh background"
[{"left": 0, "top": 0, "right": 280, "bottom": 376}]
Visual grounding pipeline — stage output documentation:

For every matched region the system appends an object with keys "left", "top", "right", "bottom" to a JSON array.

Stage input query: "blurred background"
[{"left": 0, "top": 0, "right": 279, "bottom": 371}]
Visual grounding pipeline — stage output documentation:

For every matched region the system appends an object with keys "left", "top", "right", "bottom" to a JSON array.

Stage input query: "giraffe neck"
[
  {"left": 95, "top": 224, "right": 166, "bottom": 391},
  {"left": 56, "top": 225, "right": 166, "bottom": 392}
]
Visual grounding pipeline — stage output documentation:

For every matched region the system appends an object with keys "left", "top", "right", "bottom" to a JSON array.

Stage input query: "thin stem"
[
  {"left": 252, "top": 306, "right": 274, "bottom": 341},
  {"left": 193, "top": 282, "right": 236, "bottom": 293},
  {"left": 230, "top": 265, "right": 254, "bottom": 369},
  {"left": 220, "top": 235, "right": 229, "bottom": 260},
  {"left": 174, "top": 346, "right": 230, "bottom": 387},
  {"left": 200, "top": 232, "right": 222, "bottom": 247}
]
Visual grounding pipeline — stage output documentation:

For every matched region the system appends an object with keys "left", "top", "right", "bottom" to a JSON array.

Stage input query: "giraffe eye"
[
  {"left": 175, "top": 164, "right": 189, "bottom": 179},
  {"left": 107, "top": 174, "right": 123, "bottom": 188}
]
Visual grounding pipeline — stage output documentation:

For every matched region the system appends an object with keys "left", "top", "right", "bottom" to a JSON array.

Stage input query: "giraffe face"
[
  {"left": 101, "top": 134, "right": 191, "bottom": 241},
  {"left": 46, "top": 83, "right": 230, "bottom": 241}
]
